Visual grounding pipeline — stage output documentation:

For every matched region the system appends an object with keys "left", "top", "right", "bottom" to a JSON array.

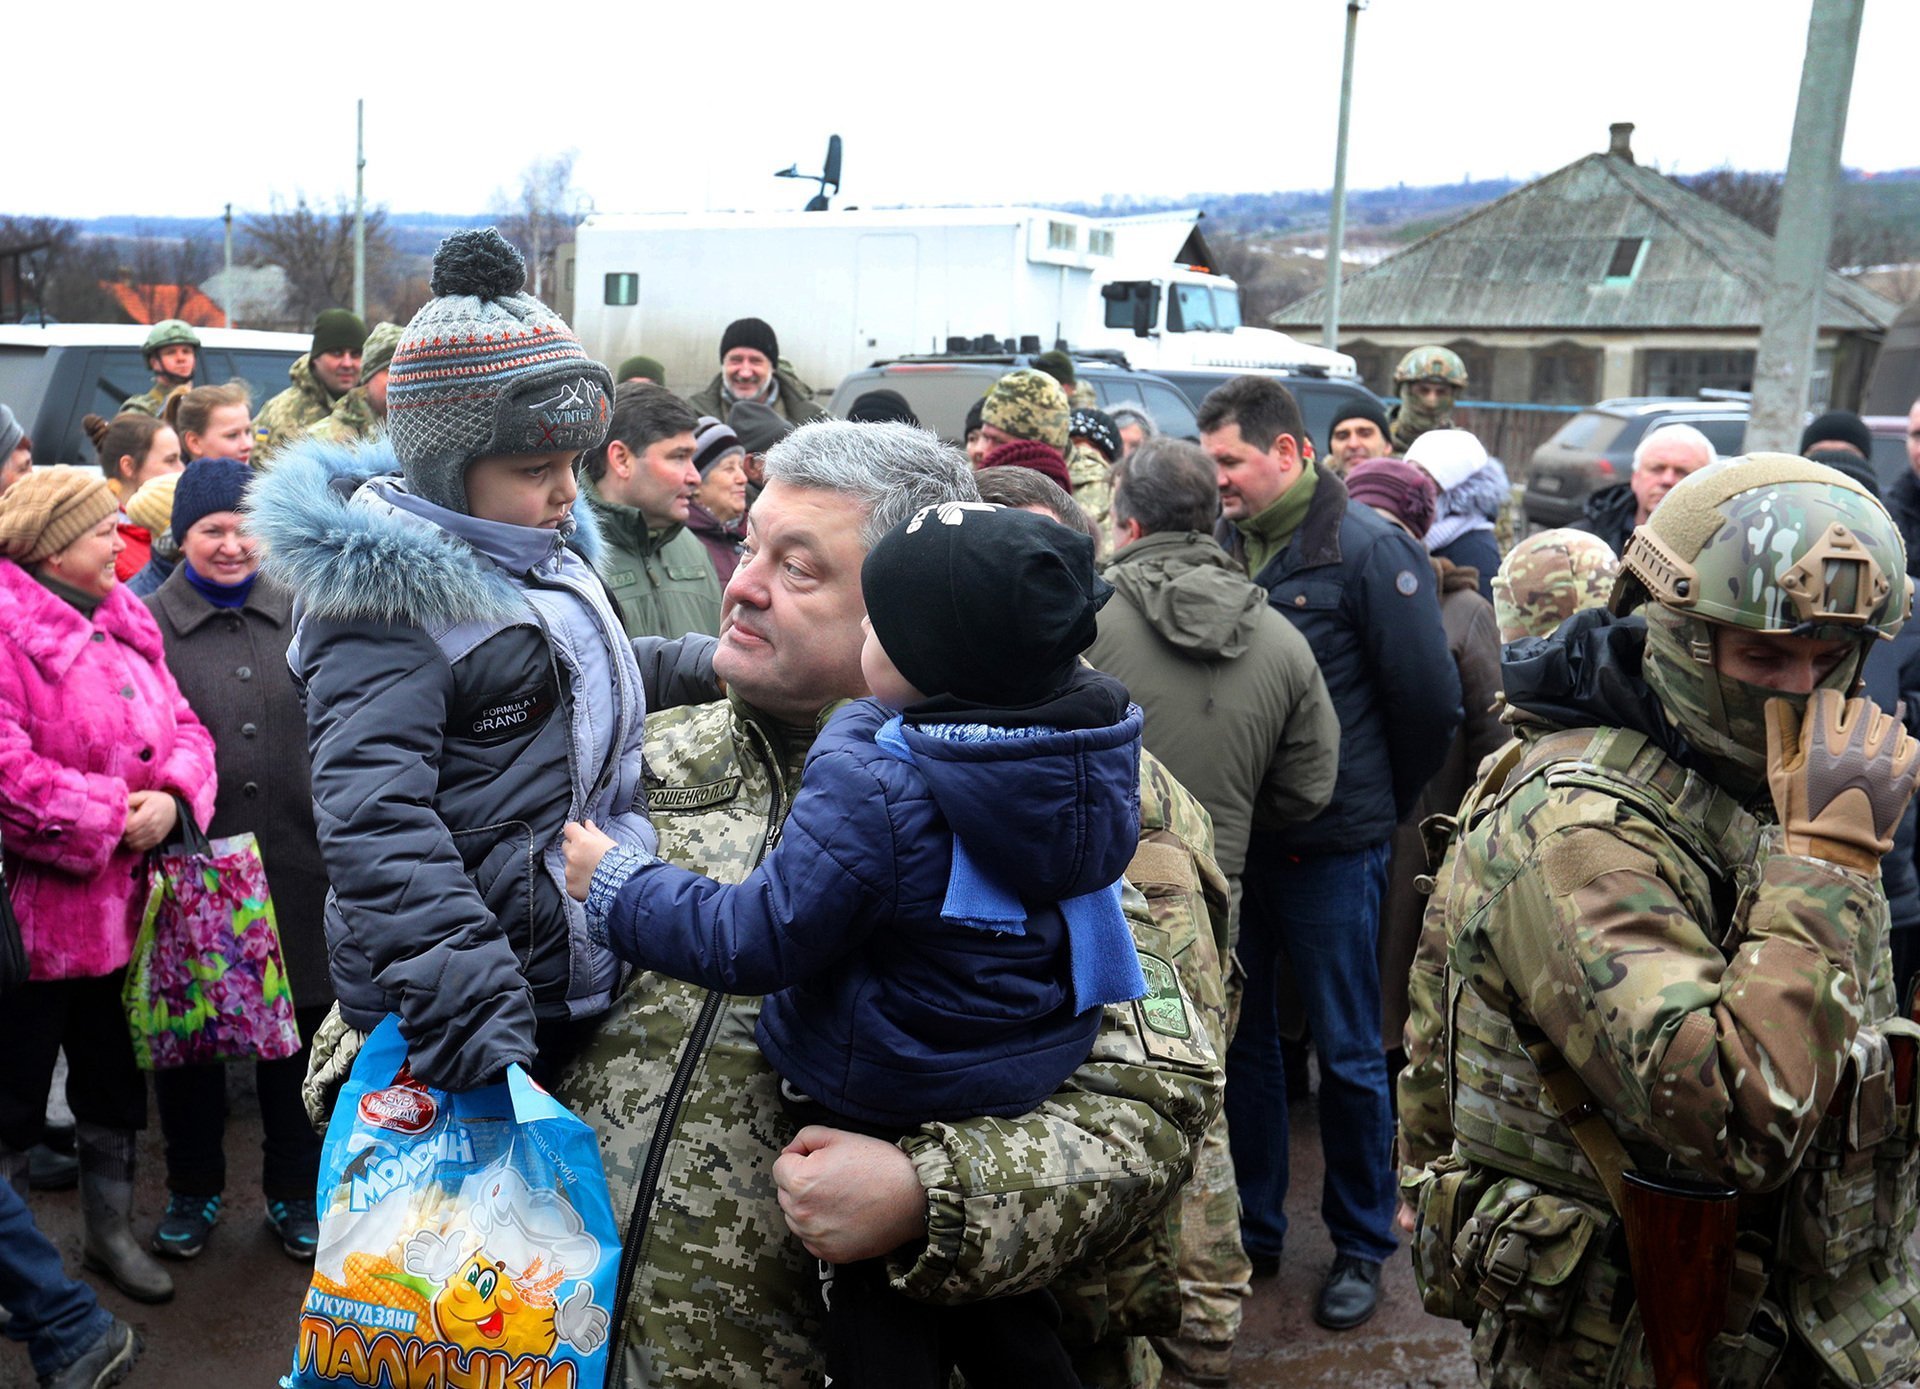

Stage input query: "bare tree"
[
  {"left": 119, "top": 225, "right": 219, "bottom": 320},
  {"left": 0, "top": 216, "right": 123, "bottom": 323},
  {"left": 241, "top": 196, "right": 397, "bottom": 325},
  {"left": 1681, "top": 168, "right": 1783, "bottom": 237},
  {"left": 1211, "top": 233, "right": 1329, "bottom": 323},
  {"left": 493, "top": 152, "right": 583, "bottom": 301}
]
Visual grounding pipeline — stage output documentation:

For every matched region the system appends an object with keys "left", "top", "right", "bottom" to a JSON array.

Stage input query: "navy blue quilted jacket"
[{"left": 597, "top": 673, "right": 1143, "bottom": 1126}]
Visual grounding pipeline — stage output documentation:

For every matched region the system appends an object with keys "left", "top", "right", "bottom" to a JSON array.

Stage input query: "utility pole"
[
  {"left": 353, "top": 99, "right": 367, "bottom": 321},
  {"left": 1744, "top": 0, "right": 1866, "bottom": 453},
  {"left": 222, "top": 203, "right": 234, "bottom": 329},
  {"left": 1323, "top": 0, "right": 1366, "bottom": 352}
]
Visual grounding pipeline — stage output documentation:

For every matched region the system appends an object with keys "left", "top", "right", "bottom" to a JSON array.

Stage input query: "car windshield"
[
  {"left": 1212, "top": 287, "right": 1242, "bottom": 331},
  {"left": 1171, "top": 283, "right": 1217, "bottom": 333},
  {"left": 1545, "top": 410, "right": 1627, "bottom": 454}
]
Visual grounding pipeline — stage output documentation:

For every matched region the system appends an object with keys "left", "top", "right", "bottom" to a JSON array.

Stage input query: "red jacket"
[
  {"left": 115, "top": 522, "right": 151, "bottom": 582},
  {"left": 0, "top": 560, "right": 216, "bottom": 979}
]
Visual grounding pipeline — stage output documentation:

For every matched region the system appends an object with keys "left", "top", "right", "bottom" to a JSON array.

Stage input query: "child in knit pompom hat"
[{"left": 245, "top": 227, "right": 659, "bottom": 1101}]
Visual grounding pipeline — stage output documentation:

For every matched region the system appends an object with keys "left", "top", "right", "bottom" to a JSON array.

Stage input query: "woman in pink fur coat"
[{"left": 0, "top": 466, "right": 215, "bottom": 1306}]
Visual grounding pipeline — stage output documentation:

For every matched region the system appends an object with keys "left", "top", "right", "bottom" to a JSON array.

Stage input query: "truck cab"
[{"left": 1088, "top": 271, "right": 1355, "bottom": 376}]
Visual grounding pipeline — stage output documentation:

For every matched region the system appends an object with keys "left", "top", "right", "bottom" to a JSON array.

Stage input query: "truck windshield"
[
  {"left": 1212, "top": 287, "right": 1242, "bottom": 331},
  {"left": 1170, "top": 283, "right": 1216, "bottom": 333}
]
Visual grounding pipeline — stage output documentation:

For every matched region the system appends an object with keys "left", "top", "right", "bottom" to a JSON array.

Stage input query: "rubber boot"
[
  {"left": 0, "top": 1146, "right": 27, "bottom": 1200},
  {"left": 75, "top": 1124, "right": 173, "bottom": 1304}
]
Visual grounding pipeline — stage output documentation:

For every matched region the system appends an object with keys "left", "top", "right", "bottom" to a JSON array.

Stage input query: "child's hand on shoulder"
[{"left": 562, "top": 819, "right": 617, "bottom": 902}]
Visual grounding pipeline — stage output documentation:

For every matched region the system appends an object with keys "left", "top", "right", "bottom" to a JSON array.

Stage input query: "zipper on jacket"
[{"left": 605, "top": 722, "right": 790, "bottom": 1380}]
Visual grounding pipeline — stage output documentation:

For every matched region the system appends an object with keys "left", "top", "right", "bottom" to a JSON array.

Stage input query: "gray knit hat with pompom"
[{"left": 387, "top": 228, "right": 613, "bottom": 513}]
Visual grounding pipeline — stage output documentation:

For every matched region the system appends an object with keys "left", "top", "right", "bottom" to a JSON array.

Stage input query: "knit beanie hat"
[
  {"left": 1403, "top": 428, "right": 1489, "bottom": 493},
  {"left": 1324, "top": 398, "right": 1391, "bottom": 456},
  {"left": 1807, "top": 445, "right": 1882, "bottom": 500},
  {"left": 863, "top": 503, "right": 1113, "bottom": 707},
  {"left": 1345, "top": 457, "right": 1438, "bottom": 539},
  {"left": 0, "top": 466, "right": 119, "bottom": 565},
  {"left": 170, "top": 458, "right": 252, "bottom": 545},
  {"left": 387, "top": 229, "right": 614, "bottom": 513},
  {"left": 979, "top": 438, "right": 1071, "bottom": 492},
  {"left": 312, "top": 309, "right": 368, "bottom": 358},
  {"left": 124, "top": 471, "right": 179, "bottom": 536},
  {"left": 1033, "top": 349, "right": 1076, "bottom": 388},
  {"left": 0, "top": 404, "right": 22, "bottom": 461},
  {"left": 357, "top": 321, "right": 403, "bottom": 384},
  {"left": 616, "top": 355, "right": 668, "bottom": 384},
  {"left": 845, "top": 389, "right": 919, "bottom": 427},
  {"left": 1069, "top": 407, "right": 1120, "bottom": 463},
  {"left": 1799, "top": 410, "right": 1873, "bottom": 460},
  {"left": 983, "top": 369, "right": 1070, "bottom": 451},
  {"left": 728, "top": 400, "right": 793, "bottom": 455},
  {"left": 719, "top": 317, "right": 779, "bottom": 364},
  {"left": 964, "top": 396, "right": 987, "bottom": 438},
  {"left": 692, "top": 416, "right": 745, "bottom": 479}
]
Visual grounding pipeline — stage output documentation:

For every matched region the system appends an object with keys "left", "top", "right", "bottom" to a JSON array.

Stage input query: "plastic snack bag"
[{"left": 284, "top": 1016, "right": 619, "bottom": 1389}]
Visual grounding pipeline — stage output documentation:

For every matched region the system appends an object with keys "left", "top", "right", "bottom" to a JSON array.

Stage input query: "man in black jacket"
[
  {"left": 1200, "top": 375, "right": 1461, "bottom": 1332},
  {"left": 1573, "top": 422, "right": 1714, "bottom": 553}
]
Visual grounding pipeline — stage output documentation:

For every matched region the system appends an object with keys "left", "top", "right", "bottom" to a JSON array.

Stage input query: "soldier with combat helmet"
[
  {"left": 1387, "top": 345, "right": 1467, "bottom": 454},
  {"left": 120, "top": 320, "right": 200, "bottom": 417},
  {"left": 1398, "top": 455, "right": 1920, "bottom": 1387},
  {"left": 1489, "top": 527, "right": 1621, "bottom": 644}
]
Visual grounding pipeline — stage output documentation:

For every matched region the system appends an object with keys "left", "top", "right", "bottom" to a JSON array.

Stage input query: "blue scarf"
[
  {"left": 182, "top": 562, "right": 257, "bottom": 609},
  {"left": 876, "top": 716, "right": 1146, "bottom": 1015}
]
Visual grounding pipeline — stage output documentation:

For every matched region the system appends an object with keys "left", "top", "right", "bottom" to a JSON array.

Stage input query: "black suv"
[
  {"left": 0, "top": 324, "right": 309, "bottom": 467},
  {"left": 829, "top": 352, "right": 1200, "bottom": 444}
]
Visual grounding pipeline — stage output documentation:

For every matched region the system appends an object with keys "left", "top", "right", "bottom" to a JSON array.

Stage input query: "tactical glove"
[{"left": 1765, "top": 689, "right": 1920, "bottom": 874}]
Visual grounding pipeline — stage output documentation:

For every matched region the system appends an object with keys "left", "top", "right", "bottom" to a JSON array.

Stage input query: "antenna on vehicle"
[{"left": 775, "top": 135, "right": 843, "bottom": 211}]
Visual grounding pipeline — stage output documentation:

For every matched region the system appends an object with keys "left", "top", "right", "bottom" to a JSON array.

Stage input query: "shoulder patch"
[
  {"left": 1135, "top": 952, "right": 1191, "bottom": 1039},
  {"left": 1396, "top": 569, "right": 1420, "bottom": 596}
]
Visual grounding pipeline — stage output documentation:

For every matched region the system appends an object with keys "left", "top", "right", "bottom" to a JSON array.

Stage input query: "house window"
[
  {"left": 1530, "top": 342, "right": 1601, "bottom": 405},
  {"left": 1642, "top": 349, "right": 1755, "bottom": 397},
  {"left": 1605, "top": 237, "right": 1645, "bottom": 283}
]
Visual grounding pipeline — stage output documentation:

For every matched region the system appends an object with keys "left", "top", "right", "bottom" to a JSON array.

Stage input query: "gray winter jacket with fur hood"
[{"left": 247, "top": 437, "right": 662, "bottom": 1091}]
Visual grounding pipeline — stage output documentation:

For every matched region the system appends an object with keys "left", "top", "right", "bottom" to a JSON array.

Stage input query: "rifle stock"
[{"left": 1620, "top": 1170, "right": 1739, "bottom": 1389}]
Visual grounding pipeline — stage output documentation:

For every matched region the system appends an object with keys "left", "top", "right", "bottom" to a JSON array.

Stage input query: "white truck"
[{"left": 561, "top": 206, "right": 1355, "bottom": 392}]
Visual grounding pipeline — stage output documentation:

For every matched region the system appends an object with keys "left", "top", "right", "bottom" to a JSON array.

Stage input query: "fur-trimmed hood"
[{"left": 244, "top": 434, "right": 606, "bottom": 630}]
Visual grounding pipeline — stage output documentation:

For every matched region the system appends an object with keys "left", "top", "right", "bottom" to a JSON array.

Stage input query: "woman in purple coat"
[{"left": 0, "top": 467, "right": 217, "bottom": 1306}]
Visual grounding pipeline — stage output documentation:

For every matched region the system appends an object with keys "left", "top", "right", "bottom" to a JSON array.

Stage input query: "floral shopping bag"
[{"left": 123, "top": 815, "right": 302, "bottom": 1069}]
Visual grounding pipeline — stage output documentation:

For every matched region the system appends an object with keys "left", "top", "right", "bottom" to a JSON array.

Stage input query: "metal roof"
[{"left": 1272, "top": 151, "right": 1896, "bottom": 335}]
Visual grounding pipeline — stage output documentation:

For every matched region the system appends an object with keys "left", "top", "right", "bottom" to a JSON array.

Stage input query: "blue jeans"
[
  {"left": 1226, "top": 840, "right": 1397, "bottom": 1265},
  {"left": 0, "top": 1180, "right": 111, "bottom": 1378}
]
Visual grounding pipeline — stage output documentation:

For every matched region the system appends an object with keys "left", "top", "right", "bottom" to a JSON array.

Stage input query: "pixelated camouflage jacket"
[
  {"left": 119, "top": 383, "right": 167, "bottom": 418},
  {"left": 1068, "top": 441, "right": 1114, "bottom": 532},
  {"left": 555, "top": 695, "right": 1223, "bottom": 1388},
  {"left": 305, "top": 385, "right": 381, "bottom": 445},
  {"left": 253, "top": 353, "right": 337, "bottom": 462}
]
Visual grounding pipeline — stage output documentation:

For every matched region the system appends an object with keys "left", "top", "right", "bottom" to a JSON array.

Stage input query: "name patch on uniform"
[
  {"left": 648, "top": 778, "right": 742, "bottom": 812},
  {"left": 463, "top": 683, "right": 556, "bottom": 744},
  {"left": 1135, "top": 952, "right": 1190, "bottom": 1039}
]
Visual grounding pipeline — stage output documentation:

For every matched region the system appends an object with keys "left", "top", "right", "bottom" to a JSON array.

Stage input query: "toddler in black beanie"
[{"left": 564, "top": 502, "right": 1146, "bottom": 1388}]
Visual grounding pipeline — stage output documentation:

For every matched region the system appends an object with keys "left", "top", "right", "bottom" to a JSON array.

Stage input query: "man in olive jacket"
[
  {"left": 1089, "top": 437, "right": 1339, "bottom": 904},
  {"left": 583, "top": 383, "right": 723, "bottom": 639}
]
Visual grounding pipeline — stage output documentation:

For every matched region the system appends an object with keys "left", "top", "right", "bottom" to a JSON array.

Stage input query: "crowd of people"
[{"left": 1, "top": 221, "right": 1918, "bottom": 1389}]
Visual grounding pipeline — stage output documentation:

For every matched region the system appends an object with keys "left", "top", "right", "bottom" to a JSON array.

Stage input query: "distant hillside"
[{"left": 77, "top": 211, "right": 477, "bottom": 259}]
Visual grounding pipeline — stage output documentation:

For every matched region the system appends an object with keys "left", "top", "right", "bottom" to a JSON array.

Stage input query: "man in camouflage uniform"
[
  {"left": 978, "top": 368, "right": 1114, "bottom": 530},
  {"left": 1489, "top": 527, "right": 1621, "bottom": 645},
  {"left": 119, "top": 320, "right": 199, "bottom": 417},
  {"left": 1388, "top": 345, "right": 1467, "bottom": 455},
  {"left": 1398, "top": 455, "right": 1920, "bottom": 1387},
  {"left": 554, "top": 420, "right": 1226, "bottom": 1388},
  {"left": 253, "top": 309, "right": 365, "bottom": 461},
  {"left": 305, "top": 321, "right": 400, "bottom": 446}
]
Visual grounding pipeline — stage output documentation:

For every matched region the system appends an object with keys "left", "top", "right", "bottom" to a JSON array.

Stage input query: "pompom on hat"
[
  {"left": 0, "top": 466, "right": 120, "bottom": 565},
  {"left": 386, "top": 228, "right": 614, "bottom": 513}
]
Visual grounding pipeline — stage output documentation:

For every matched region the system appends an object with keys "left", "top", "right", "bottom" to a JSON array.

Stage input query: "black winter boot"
[{"left": 75, "top": 1124, "right": 172, "bottom": 1304}]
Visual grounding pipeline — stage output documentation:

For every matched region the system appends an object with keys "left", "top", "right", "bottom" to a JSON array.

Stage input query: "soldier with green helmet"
[
  {"left": 1398, "top": 455, "right": 1920, "bottom": 1387},
  {"left": 1388, "top": 344, "right": 1467, "bottom": 454},
  {"left": 305, "top": 321, "right": 401, "bottom": 447},
  {"left": 1490, "top": 527, "right": 1621, "bottom": 644},
  {"left": 252, "top": 309, "right": 365, "bottom": 462},
  {"left": 120, "top": 320, "right": 200, "bottom": 417}
]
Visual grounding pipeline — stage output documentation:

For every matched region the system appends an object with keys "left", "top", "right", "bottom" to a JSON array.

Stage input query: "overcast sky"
[{"left": 14, "top": 0, "right": 1916, "bottom": 222}]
